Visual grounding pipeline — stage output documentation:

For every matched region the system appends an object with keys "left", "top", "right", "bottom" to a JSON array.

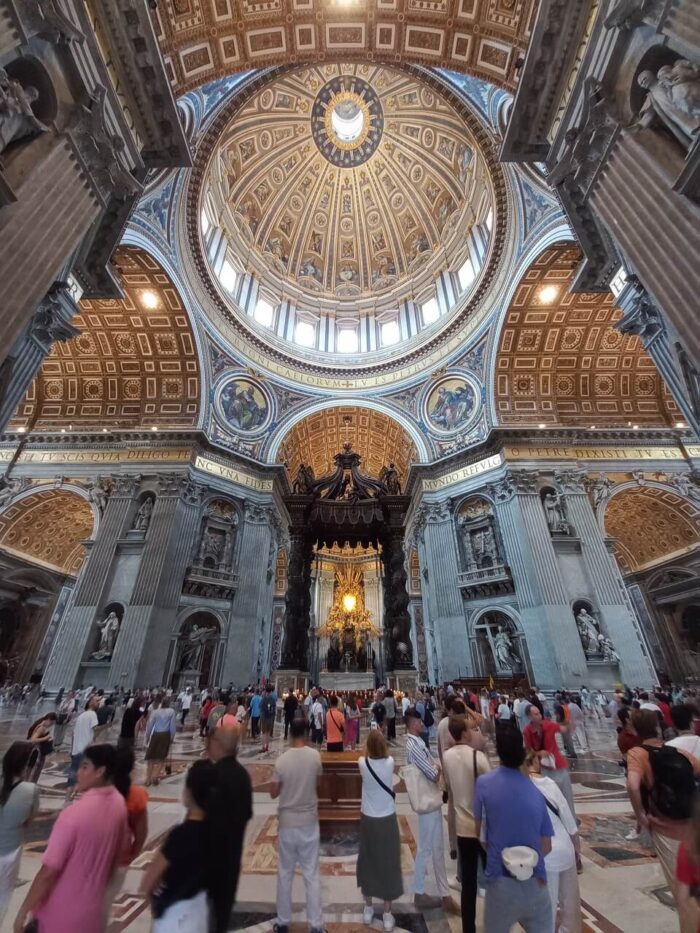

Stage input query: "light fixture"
[
  {"left": 17, "top": 427, "right": 26, "bottom": 434},
  {"left": 538, "top": 423, "right": 546, "bottom": 429},
  {"left": 676, "top": 421, "right": 687, "bottom": 429},
  {"left": 342, "top": 592, "right": 357, "bottom": 613},
  {"left": 151, "top": 425, "right": 158, "bottom": 432},
  {"left": 538, "top": 284, "right": 559, "bottom": 305},
  {"left": 61, "top": 428, "right": 66, "bottom": 434},
  {"left": 590, "top": 424, "right": 596, "bottom": 430},
  {"left": 632, "top": 424, "right": 640, "bottom": 430},
  {"left": 140, "top": 290, "right": 159, "bottom": 310},
  {"left": 102, "top": 428, "right": 108, "bottom": 433}
]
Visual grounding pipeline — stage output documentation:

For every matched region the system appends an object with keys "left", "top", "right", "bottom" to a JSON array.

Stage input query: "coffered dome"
[{"left": 194, "top": 63, "right": 500, "bottom": 365}]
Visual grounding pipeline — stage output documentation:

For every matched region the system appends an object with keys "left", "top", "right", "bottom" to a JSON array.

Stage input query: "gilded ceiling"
[
  {"left": 204, "top": 64, "right": 491, "bottom": 301},
  {"left": 11, "top": 249, "right": 200, "bottom": 432},
  {"left": 604, "top": 487, "right": 700, "bottom": 573},
  {"left": 278, "top": 407, "right": 416, "bottom": 481},
  {"left": 495, "top": 245, "right": 678, "bottom": 427},
  {"left": 155, "top": 0, "right": 536, "bottom": 97},
  {"left": 0, "top": 489, "right": 94, "bottom": 575}
]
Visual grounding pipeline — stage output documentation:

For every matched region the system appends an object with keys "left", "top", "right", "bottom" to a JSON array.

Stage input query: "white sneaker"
[
  {"left": 625, "top": 828, "right": 641, "bottom": 840},
  {"left": 382, "top": 912, "right": 395, "bottom": 932},
  {"left": 363, "top": 906, "right": 374, "bottom": 925}
]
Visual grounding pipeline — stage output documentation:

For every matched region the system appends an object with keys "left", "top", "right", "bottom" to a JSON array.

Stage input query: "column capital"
[
  {"left": 243, "top": 500, "right": 276, "bottom": 525},
  {"left": 29, "top": 282, "right": 80, "bottom": 350},
  {"left": 417, "top": 500, "right": 453, "bottom": 525},
  {"left": 108, "top": 473, "right": 140, "bottom": 499},
  {"left": 554, "top": 469, "right": 588, "bottom": 494},
  {"left": 614, "top": 275, "right": 664, "bottom": 347},
  {"left": 155, "top": 472, "right": 182, "bottom": 497},
  {"left": 179, "top": 478, "right": 205, "bottom": 506}
]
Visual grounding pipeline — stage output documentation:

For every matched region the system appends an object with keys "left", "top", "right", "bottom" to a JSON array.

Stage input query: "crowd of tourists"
[{"left": 0, "top": 679, "right": 699, "bottom": 931}]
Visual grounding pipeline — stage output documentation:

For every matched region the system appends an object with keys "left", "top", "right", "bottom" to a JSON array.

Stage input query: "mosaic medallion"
[{"left": 311, "top": 75, "right": 383, "bottom": 167}]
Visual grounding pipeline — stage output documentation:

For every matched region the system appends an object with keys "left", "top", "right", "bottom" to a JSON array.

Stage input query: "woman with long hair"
[
  {"left": 145, "top": 695, "right": 177, "bottom": 786},
  {"left": 0, "top": 743, "right": 40, "bottom": 923},
  {"left": 345, "top": 693, "right": 361, "bottom": 750},
  {"left": 27, "top": 711, "right": 57, "bottom": 783},
  {"left": 357, "top": 730, "right": 402, "bottom": 931},
  {"left": 13, "top": 743, "right": 130, "bottom": 933}
]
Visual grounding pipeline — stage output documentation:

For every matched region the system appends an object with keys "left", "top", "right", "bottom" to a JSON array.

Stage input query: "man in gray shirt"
[{"left": 270, "top": 719, "right": 323, "bottom": 933}]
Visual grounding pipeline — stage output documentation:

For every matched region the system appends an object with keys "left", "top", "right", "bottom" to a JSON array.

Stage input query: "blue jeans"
[
  {"left": 67, "top": 752, "right": 82, "bottom": 787},
  {"left": 484, "top": 875, "right": 554, "bottom": 933}
]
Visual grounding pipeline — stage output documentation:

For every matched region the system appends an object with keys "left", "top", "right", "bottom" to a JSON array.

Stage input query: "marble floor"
[{"left": 0, "top": 703, "right": 683, "bottom": 932}]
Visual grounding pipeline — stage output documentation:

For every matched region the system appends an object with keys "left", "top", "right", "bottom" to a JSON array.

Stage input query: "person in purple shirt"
[{"left": 474, "top": 724, "right": 555, "bottom": 933}]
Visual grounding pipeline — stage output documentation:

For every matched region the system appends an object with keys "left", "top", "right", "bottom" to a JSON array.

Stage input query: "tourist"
[
  {"left": 177, "top": 686, "right": 193, "bottom": 727},
  {"left": 144, "top": 694, "right": 177, "bottom": 787},
  {"left": 370, "top": 690, "right": 387, "bottom": 734},
  {"left": 260, "top": 685, "right": 277, "bottom": 753},
  {"left": 27, "top": 711, "right": 57, "bottom": 783},
  {"left": 14, "top": 744, "right": 130, "bottom": 933},
  {"left": 626, "top": 709, "right": 699, "bottom": 932},
  {"left": 118, "top": 693, "right": 144, "bottom": 751},
  {"left": 524, "top": 749, "right": 582, "bottom": 932},
  {"left": 53, "top": 692, "right": 74, "bottom": 749},
  {"left": 512, "top": 689, "right": 530, "bottom": 732},
  {"left": 345, "top": 693, "right": 361, "bottom": 750},
  {"left": 65, "top": 693, "right": 100, "bottom": 802},
  {"left": 326, "top": 695, "right": 345, "bottom": 752},
  {"left": 206, "top": 724, "right": 253, "bottom": 933},
  {"left": 617, "top": 708, "right": 643, "bottom": 777},
  {"left": 496, "top": 695, "right": 512, "bottom": 723},
  {"left": 206, "top": 693, "right": 227, "bottom": 734},
  {"left": 667, "top": 705, "right": 700, "bottom": 756},
  {"left": 310, "top": 691, "right": 325, "bottom": 748},
  {"left": 216, "top": 697, "right": 241, "bottom": 732},
  {"left": 404, "top": 708, "right": 457, "bottom": 913},
  {"left": 523, "top": 704, "right": 577, "bottom": 821},
  {"left": 200, "top": 693, "right": 216, "bottom": 737},
  {"left": 401, "top": 692, "right": 411, "bottom": 725},
  {"left": 384, "top": 689, "right": 397, "bottom": 742},
  {"left": 271, "top": 718, "right": 323, "bottom": 933},
  {"left": 568, "top": 695, "right": 588, "bottom": 753},
  {"left": 442, "top": 716, "right": 491, "bottom": 933},
  {"left": 554, "top": 693, "right": 577, "bottom": 759},
  {"left": 0, "top": 743, "right": 39, "bottom": 924},
  {"left": 103, "top": 747, "right": 148, "bottom": 922},
  {"left": 283, "top": 690, "right": 298, "bottom": 740},
  {"left": 249, "top": 687, "right": 263, "bottom": 739},
  {"left": 141, "top": 760, "right": 214, "bottom": 931},
  {"left": 357, "top": 729, "right": 402, "bottom": 931},
  {"left": 676, "top": 798, "right": 700, "bottom": 926},
  {"left": 473, "top": 724, "right": 554, "bottom": 933}
]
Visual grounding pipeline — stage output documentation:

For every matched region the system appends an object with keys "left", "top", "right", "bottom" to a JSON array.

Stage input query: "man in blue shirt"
[
  {"left": 474, "top": 723, "right": 554, "bottom": 933},
  {"left": 249, "top": 688, "right": 263, "bottom": 739}
]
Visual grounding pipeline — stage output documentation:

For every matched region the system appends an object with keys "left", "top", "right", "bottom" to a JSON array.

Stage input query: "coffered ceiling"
[
  {"left": 604, "top": 487, "right": 700, "bottom": 573},
  {"left": 278, "top": 406, "right": 417, "bottom": 481},
  {"left": 0, "top": 489, "right": 94, "bottom": 575},
  {"left": 11, "top": 248, "right": 201, "bottom": 432},
  {"left": 495, "top": 244, "right": 678, "bottom": 428},
  {"left": 154, "top": 0, "right": 536, "bottom": 97}
]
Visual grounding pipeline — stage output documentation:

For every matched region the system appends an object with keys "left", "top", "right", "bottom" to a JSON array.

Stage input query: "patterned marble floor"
[{"left": 0, "top": 703, "right": 683, "bottom": 932}]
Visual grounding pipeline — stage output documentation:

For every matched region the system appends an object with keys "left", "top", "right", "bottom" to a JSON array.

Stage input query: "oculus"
[{"left": 312, "top": 76, "right": 383, "bottom": 167}]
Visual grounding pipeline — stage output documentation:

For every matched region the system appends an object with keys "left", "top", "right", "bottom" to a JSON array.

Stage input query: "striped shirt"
[{"left": 406, "top": 734, "right": 439, "bottom": 782}]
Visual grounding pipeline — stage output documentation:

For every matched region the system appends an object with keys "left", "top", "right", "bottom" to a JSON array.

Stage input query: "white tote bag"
[{"left": 400, "top": 764, "right": 443, "bottom": 814}]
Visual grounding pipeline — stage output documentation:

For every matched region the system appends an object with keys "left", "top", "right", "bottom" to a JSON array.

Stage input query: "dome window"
[
  {"left": 295, "top": 320, "right": 316, "bottom": 348},
  {"left": 381, "top": 320, "right": 400, "bottom": 346},
  {"left": 421, "top": 297, "right": 440, "bottom": 326},
  {"left": 254, "top": 298, "right": 274, "bottom": 327},
  {"left": 219, "top": 260, "right": 237, "bottom": 293},
  {"left": 457, "top": 257, "right": 476, "bottom": 292},
  {"left": 337, "top": 328, "right": 358, "bottom": 353}
]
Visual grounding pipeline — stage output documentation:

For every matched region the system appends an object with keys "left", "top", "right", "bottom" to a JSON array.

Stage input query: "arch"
[
  {"left": 267, "top": 398, "right": 430, "bottom": 474},
  {"left": 169, "top": 608, "right": 226, "bottom": 688},
  {"left": 604, "top": 486, "right": 700, "bottom": 573},
  {"left": 156, "top": 5, "right": 536, "bottom": 98},
  {"left": 469, "top": 605, "right": 532, "bottom": 682},
  {"left": 492, "top": 243, "right": 678, "bottom": 428},
  {"left": 0, "top": 486, "right": 95, "bottom": 575},
  {"left": 11, "top": 247, "right": 202, "bottom": 432}
]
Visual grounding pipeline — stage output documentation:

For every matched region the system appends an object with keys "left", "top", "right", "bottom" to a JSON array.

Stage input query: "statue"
[
  {"left": 88, "top": 478, "right": 109, "bottom": 515},
  {"left": 0, "top": 477, "right": 20, "bottom": 509},
  {"left": 178, "top": 624, "right": 216, "bottom": 672},
  {"left": 0, "top": 69, "right": 47, "bottom": 155},
  {"left": 591, "top": 472, "right": 613, "bottom": 508},
  {"left": 91, "top": 611, "right": 120, "bottom": 661},
  {"left": 199, "top": 529, "right": 224, "bottom": 564},
  {"left": 599, "top": 634, "right": 620, "bottom": 663},
  {"left": 576, "top": 608, "right": 601, "bottom": 653},
  {"left": 379, "top": 463, "right": 402, "bottom": 495},
  {"left": 494, "top": 625, "right": 520, "bottom": 671},
  {"left": 543, "top": 491, "right": 570, "bottom": 534},
  {"left": 292, "top": 462, "right": 315, "bottom": 494},
  {"left": 132, "top": 498, "right": 153, "bottom": 532},
  {"left": 635, "top": 63, "right": 700, "bottom": 150}
]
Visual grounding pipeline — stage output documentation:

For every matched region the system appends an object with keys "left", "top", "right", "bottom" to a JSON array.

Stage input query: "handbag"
[
  {"left": 400, "top": 763, "right": 443, "bottom": 813},
  {"left": 365, "top": 758, "right": 396, "bottom": 799}
]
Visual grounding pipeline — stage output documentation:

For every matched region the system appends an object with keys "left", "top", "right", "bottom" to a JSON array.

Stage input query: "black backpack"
[
  {"left": 262, "top": 695, "right": 276, "bottom": 719},
  {"left": 644, "top": 744, "right": 695, "bottom": 820},
  {"left": 423, "top": 700, "right": 435, "bottom": 728}
]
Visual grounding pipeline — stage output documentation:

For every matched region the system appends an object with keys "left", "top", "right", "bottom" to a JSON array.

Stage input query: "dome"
[{"left": 194, "top": 63, "right": 500, "bottom": 365}]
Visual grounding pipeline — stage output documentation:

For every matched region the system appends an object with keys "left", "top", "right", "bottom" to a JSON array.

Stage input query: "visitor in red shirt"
[{"left": 523, "top": 706, "right": 577, "bottom": 822}]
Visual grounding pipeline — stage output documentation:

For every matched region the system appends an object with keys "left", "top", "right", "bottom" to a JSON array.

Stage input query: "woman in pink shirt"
[{"left": 14, "top": 744, "right": 130, "bottom": 933}]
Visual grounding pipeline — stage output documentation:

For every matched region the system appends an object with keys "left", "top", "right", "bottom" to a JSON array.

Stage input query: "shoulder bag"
[
  {"left": 400, "top": 755, "right": 443, "bottom": 814},
  {"left": 364, "top": 758, "right": 395, "bottom": 799}
]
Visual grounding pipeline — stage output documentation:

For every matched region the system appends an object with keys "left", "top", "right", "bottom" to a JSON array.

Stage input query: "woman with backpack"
[{"left": 627, "top": 709, "right": 700, "bottom": 932}]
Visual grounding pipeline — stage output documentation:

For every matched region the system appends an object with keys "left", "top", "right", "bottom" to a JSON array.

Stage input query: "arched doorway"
[
  {"left": 470, "top": 609, "right": 531, "bottom": 684},
  {"left": 169, "top": 612, "right": 223, "bottom": 690}
]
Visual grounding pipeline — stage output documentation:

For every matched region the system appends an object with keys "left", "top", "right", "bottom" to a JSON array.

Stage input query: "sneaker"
[
  {"left": 382, "top": 912, "right": 395, "bottom": 932},
  {"left": 273, "top": 925, "right": 289, "bottom": 933},
  {"left": 625, "top": 828, "right": 641, "bottom": 840},
  {"left": 363, "top": 906, "right": 374, "bottom": 925},
  {"left": 414, "top": 893, "right": 442, "bottom": 910}
]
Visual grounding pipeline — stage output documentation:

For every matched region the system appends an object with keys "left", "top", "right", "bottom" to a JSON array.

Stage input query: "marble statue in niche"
[
  {"left": 543, "top": 490, "right": 571, "bottom": 535},
  {"left": 576, "top": 608, "right": 601, "bottom": 653},
  {"left": 91, "top": 611, "right": 120, "bottom": 661},
  {"left": 132, "top": 498, "right": 153, "bottom": 533},
  {"left": 0, "top": 68, "right": 47, "bottom": 154},
  {"left": 177, "top": 624, "right": 217, "bottom": 673},
  {"left": 494, "top": 625, "right": 521, "bottom": 672},
  {"left": 635, "top": 60, "right": 700, "bottom": 150}
]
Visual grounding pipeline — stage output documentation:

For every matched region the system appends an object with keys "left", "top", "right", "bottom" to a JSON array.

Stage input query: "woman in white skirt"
[
  {"left": 0, "top": 742, "right": 40, "bottom": 923},
  {"left": 141, "top": 759, "right": 216, "bottom": 932},
  {"left": 524, "top": 749, "right": 582, "bottom": 932}
]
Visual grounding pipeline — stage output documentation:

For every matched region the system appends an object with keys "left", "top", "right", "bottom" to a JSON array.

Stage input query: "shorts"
[{"left": 261, "top": 717, "right": 274, "bottom": 736}]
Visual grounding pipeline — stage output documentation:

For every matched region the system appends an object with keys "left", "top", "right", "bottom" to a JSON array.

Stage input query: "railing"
[{"left": 457, "top": 564, "right": 510, "bottom": 587}]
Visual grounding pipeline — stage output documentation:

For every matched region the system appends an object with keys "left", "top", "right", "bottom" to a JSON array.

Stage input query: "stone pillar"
[
  {"left": 280, "top": 528, "right": 313, "bottom": 672},
  {"left": 221, "top": 502, "right": 276, "bottom": 685},
  {"left": 591, "top": 129, "right": 700, "bottom": 363},
  {"left": 418, "top": 502, "right": 471, "bottom": 681},
  {"left": 556, "top": 471, "right": 656, "bottom": 685},
  {"left": 0, "top": 134, "right": 100, "bottom": 364},
  {"left": 381, "top": 528, "right": 413, "bottom": 670},
  {"left": 491, "top": 473, "right": 587, "bottom": 688},
  {"left": 42, "top": 476, "right": 134, "bottom": 690},
  {"left": 112, "top": 476, "right": 202, "bottom": 688},
  {"left": 0, "top": 282, "right": 80, "bottom": 430}
]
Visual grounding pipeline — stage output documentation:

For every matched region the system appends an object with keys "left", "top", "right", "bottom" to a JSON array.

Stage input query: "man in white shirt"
[
  {"left": 65, "top": 694, "right": 99, "bottom": 801},
  {"left": 178, "top": 686, "right": 193, "bottom": 726},
  {"left": 666, "top": 705, "right": 700, "bottom": 756},
  {"left": 497, "top": 696, "right": 512, "bottom": 722},
  {"left": 512, "top": 690, "right": 531, "bottom": 732},
  {"left": 310, "top": 693, "right": 324, "bottom": 747},
  {"left": 270, "top": 719, "right": 323, "bottom": 933}
]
